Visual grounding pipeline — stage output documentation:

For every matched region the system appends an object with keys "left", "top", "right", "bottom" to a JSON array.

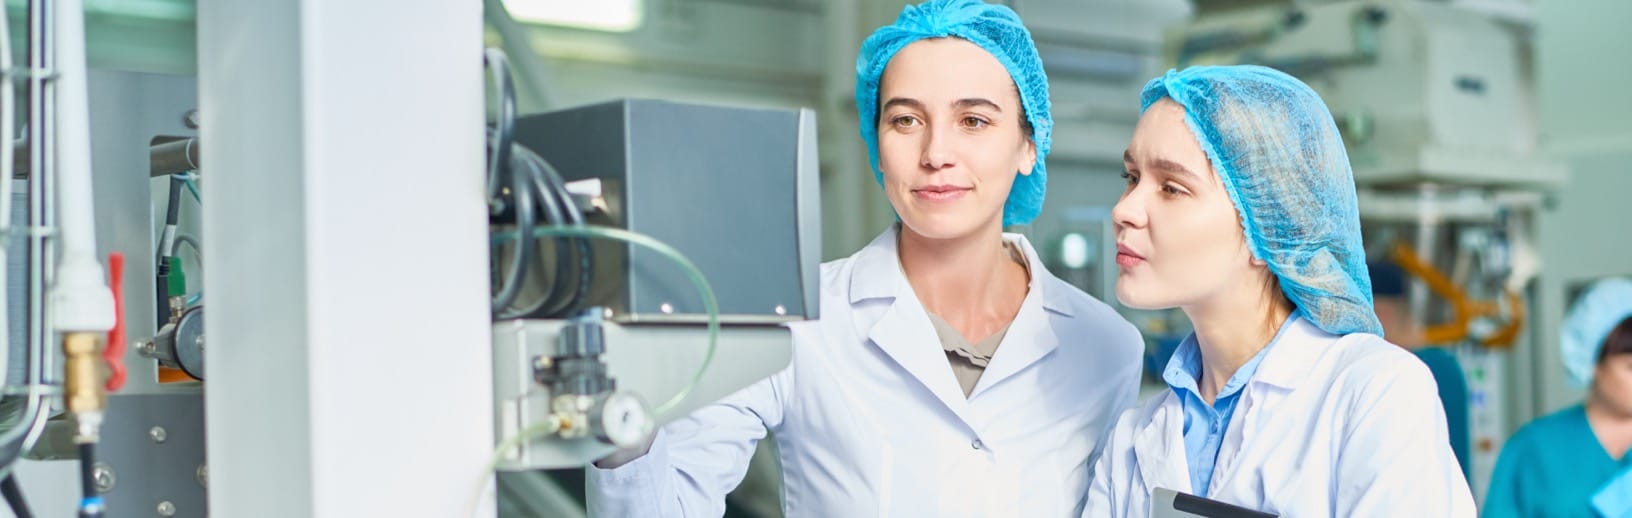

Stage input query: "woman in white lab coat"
[
  {"left": 1083, "top": 65, "right": 1476, "bottom": 517},
  {"left": 587, "top": 1, "right": 1145, "bottom": 516}
]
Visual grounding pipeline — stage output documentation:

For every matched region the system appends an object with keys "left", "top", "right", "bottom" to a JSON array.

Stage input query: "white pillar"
[{"left": 198, "top": 1, "right": 493, "bottom": 516}]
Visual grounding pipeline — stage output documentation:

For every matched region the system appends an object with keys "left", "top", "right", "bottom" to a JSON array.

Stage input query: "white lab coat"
[
  {"left": 588, "top": 227, "right": 1145, "bottom": 517},
  {"left": 1083, "top": 317, "right": 1477, "bottom": 517}
]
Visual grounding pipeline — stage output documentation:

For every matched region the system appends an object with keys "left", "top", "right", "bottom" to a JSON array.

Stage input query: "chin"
[
  {"left": 898, "top": 209, "right": 996, "bottom": 241},
  {"left": 1114, "top": 278, "right": 1173, "bottom": 310}
]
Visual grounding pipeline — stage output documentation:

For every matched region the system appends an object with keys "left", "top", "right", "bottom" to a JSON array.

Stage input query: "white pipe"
[{"left": 49, "top": 0, "right": 114, "bottom": 333}]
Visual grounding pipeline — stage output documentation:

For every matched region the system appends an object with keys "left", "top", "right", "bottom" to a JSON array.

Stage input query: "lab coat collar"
[
  {"left": 1134, "top": 392, "right": 1193, "bottom": 494},
  {"left": 1205, "top": 316, "right": 1340, "bottom": 496},
  {"left": 1133, "top": 316, "right": 1336, "bottom": 497},
  {"left": 848, "top": 225, "right": 1075, "bottom": 318},
  {"left": 856, "top": 225, "right": 1070, "bottom": 422},
  {"left": 968, "top": 277, "right": 1059, "bottom": 399},
  {"left": 867, "top": 294, "right": 975, "bottom": 423},
  {"left": 1250, "top": 314, "right": 1340, "bottom": 390}
]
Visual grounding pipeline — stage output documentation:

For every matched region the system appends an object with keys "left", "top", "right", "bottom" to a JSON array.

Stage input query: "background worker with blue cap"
[
  {"left": 585, "top": 0, "right": 1145, "bottom": 515},
  {"left": 1484, "top": 278, "right": 1632, "bottom": 518},
  {"left": 1084, "top": 64, "right": 1474, "bottom": 516}
]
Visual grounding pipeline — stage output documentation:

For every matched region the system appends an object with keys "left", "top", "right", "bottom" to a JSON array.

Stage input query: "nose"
[
  {"left": 1111, "top": 186, "right": 1147, "bottom": 231},
  {"left": 919, "top": 126, "right": 954, "bottom": 171}
]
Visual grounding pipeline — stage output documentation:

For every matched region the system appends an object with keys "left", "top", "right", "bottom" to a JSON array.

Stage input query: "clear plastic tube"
[
  {"left": 473, "top": 225, "right": 719, "bottom": 516},
  {"left": 465, "top": 415, "right": 561, "bottom": 518},
  {"left": 490, "top": 225, "right": 718, "bottom": 414}
]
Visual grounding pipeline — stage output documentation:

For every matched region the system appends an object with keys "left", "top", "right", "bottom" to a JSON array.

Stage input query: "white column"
[{"left": 198, "top": 1, "right": 493, "bottom": 516}]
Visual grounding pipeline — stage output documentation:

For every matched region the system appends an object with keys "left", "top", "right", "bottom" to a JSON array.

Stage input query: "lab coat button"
[{"left": 971, "top": 439, "right": 984, "bottom": 450}]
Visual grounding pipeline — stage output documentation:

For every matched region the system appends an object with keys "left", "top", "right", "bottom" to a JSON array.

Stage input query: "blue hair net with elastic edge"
[
  {"left": 1561, "top": 278, "right": 1632, "bottom": 387},
  {"left": 1140, "top": 65, "right": 1381, "bottom": 337},
  {"left": 855, "top": 0, "right": 1052, "bottom": 227}
]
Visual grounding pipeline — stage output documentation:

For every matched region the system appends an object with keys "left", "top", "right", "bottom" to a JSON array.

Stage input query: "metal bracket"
[{"left": 2, "top": 67, "right": 59, "bottom": 82}]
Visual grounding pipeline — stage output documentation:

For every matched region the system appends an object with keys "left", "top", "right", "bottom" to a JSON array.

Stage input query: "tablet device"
[{"left": 1150, "top": 487, "right": 1278, "bottom": 518}]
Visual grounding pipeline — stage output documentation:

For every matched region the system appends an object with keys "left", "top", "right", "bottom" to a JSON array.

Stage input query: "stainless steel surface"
[
  {"left": 509, "top": 99, "right": 819, "bottom": 322},
  {"left": 62, "top": 394, "right": 205, "bottom": 517}
]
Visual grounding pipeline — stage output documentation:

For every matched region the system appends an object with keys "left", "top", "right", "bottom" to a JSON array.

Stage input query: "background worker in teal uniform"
[{"left": 1484, "top": 278, "right": 1632, "bottom": 518}]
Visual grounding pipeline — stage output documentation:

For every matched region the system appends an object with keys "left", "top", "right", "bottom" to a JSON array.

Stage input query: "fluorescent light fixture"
[{"left": 502, "top": 0, "right": 643, "bottom": 32}]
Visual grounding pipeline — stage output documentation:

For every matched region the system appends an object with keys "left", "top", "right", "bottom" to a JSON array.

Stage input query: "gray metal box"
[{"left": 513, "top": 99, "right": 820, "bottom": 323}]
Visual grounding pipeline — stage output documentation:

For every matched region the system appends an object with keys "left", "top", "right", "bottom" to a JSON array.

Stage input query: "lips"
[
  {"left": 1115, "top": 243, "right": 1145, "bottom": 268},
  {"left": 912, "top": 185, "right": 972, "bottom": 202}
]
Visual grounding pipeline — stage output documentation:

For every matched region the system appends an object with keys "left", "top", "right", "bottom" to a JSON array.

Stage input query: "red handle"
[{"left": 105, "top": 253, "right": 126, "bottom": 392}]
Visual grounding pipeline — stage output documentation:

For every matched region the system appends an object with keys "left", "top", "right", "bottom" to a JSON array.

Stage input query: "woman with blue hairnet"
[
  {"left": 1484, "top": 278, "right": 1632, "bottom": 518},
  {"left": 586, "top": 1, "right": 1144, "bottom": 515},
  {"left": 1083, "top": 65, "right": 1476, "bottom": 516}
]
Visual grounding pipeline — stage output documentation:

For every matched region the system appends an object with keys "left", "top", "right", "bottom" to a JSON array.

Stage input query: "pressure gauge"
[{"left": 593, "top": 391, "right": 653, "bottom": 449}]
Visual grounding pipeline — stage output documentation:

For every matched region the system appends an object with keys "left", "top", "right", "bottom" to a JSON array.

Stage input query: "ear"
[{"left": 1017, "top": 138, "right": 1038, "bottom": 176}]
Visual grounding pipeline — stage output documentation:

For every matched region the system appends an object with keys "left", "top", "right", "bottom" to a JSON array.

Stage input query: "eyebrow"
[
  {"left": 882, "top": 97, "right": 925, "bottom": 112},
  {"left": 1123, "top": 150, "right": 1205, "bottom": 184},
  {"left": 881, "top": 97, "right": 1004, "bottom": 113},
  {"left": 953, "top": 98, "right": 1002, "bottom": 112}
]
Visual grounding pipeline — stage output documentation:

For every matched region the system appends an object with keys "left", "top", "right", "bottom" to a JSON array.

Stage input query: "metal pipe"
[
  {"left": 36, "top": 0, "right": 59, "bottom": 387},
  {"left": 12, "top": 137, "right": 201, "bottom": 178},
  {"left": 149, "top": 138, "right": 200, "bottom": 177}
]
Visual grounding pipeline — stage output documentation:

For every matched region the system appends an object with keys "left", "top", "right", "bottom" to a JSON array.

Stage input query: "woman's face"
[
  {"left": 1112, "top": 98, "right": 1259, "bottom": 310},
  {"left": 1594, "top": 353, "right": 1632, "bottom": 417},
  {"left": 875, "top": 38, "right": 1035, "bottom": 240}
]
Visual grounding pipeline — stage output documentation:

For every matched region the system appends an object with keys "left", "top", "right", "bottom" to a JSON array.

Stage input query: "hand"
[{"left": 592, "top": 431, "right": 658, "bottom": 469}]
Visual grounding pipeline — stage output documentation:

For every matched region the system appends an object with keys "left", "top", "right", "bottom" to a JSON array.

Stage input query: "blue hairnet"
[
  {"left": 855, "top": 0, "right": 1052, "bottom": 227},
  {"left": 1561, "top": 278, "right": 1632, "bottom": 387},
  {"left": 1140, "top": 65, "right": 1381, "bottom": 336}
]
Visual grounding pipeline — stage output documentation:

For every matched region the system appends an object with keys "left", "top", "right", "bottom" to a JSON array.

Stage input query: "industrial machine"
[
  {"left": 0, "top": 13, "right": 819, "bottom": 515},
  {"left": 1166, "top": 0, "right": 1562, "bottom": 500},
  {"left": 485, "top": 87, "right": 822, "bottom": 468}
]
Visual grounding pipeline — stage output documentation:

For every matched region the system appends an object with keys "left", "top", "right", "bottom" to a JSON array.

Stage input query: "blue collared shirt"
[{"left": 1162, "top": 314, "right": 1299, "bottom": 497}]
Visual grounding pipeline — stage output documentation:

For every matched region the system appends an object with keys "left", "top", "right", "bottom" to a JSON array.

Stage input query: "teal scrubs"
[{"left": 1484, "top": 405, "right": 1632, "bottom": 517}]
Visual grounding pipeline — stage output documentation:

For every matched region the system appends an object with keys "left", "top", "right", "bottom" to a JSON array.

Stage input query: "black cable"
[
  {"left": 529, "top": 152, "right": 593, "bottom": 315},
  {"left": 500, "top": 147, "right": 567, "bottom": 319},
  {"left": 496, "top": 151, "right": 594, "bottom": 319},
  {"left": 513, "top": 148, "right": 596, "bottom": 318},
  {"left": 163, "top": 177, "right": 182, "bottom": 240},
  {"left": 482, "top": 47, "right": 597, "bottom": 319},
  {"left": 76, "top": 444, "right": 102, "bottom": 518},
  {"left": 483, "top": 48, "right": 516, "bottom": 206},
  {"left": 1, "top": 473, "right": 32, "bottom": 518},
  {"left": 155, "top": 176, "right": 183, "bottom": 327},
  {"left": 484, "top": 46, "right": 542, "bottom": 318},
  {"left": 490, "top": 156, "right": 535, "bottom": 315}
]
